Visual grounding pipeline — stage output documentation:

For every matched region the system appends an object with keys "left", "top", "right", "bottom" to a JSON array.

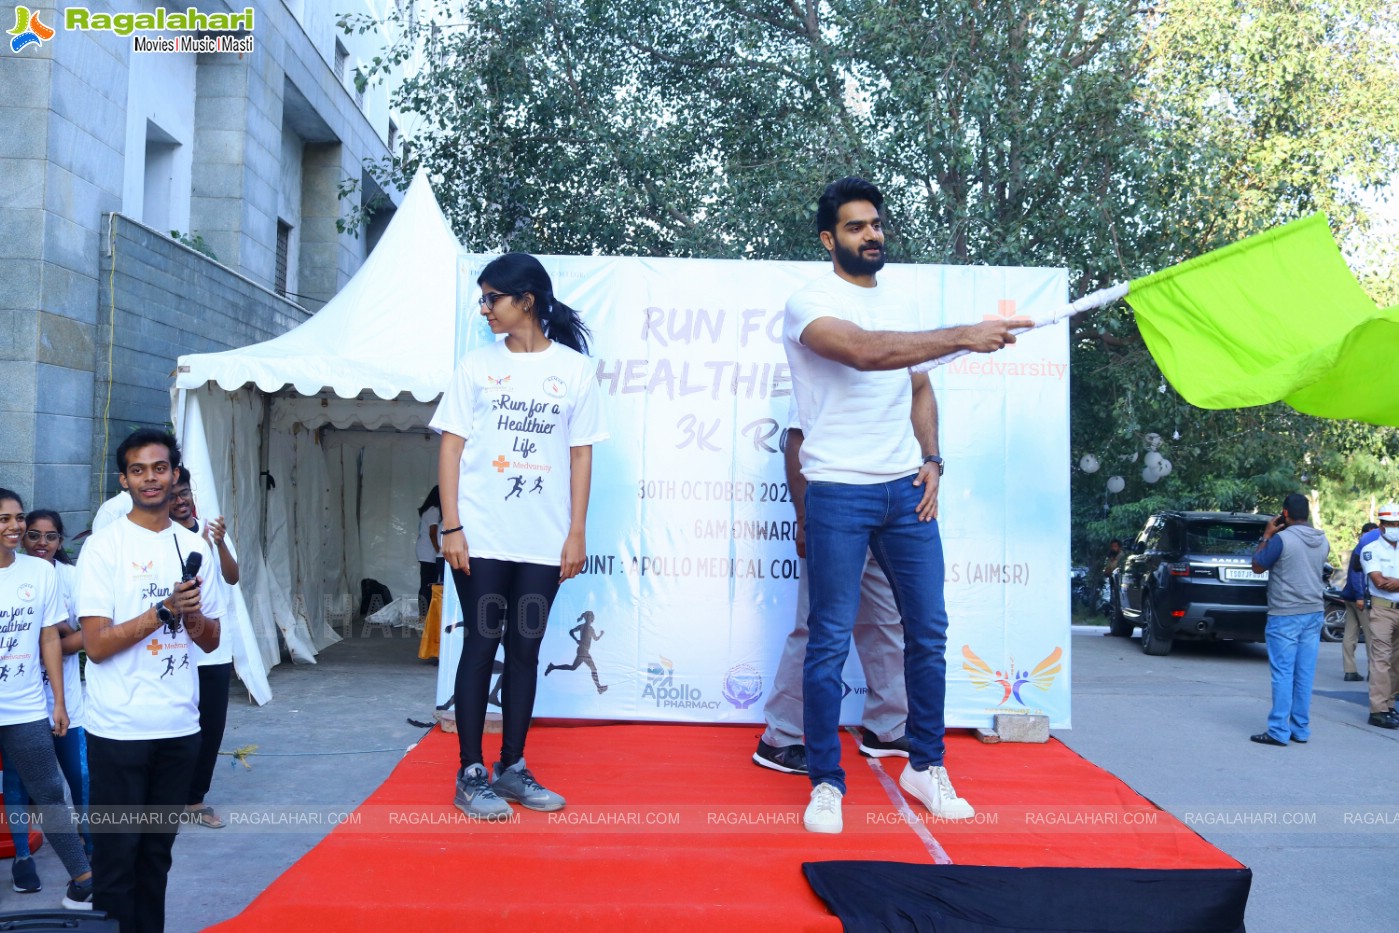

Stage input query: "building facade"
[{"left": 1, "top": 0, "right": 406, "bottom": 529}]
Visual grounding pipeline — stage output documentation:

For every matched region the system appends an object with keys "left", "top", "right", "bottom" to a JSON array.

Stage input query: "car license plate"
[{"left": 1223, "top": 568, "right": 1267, "bottom": 581}]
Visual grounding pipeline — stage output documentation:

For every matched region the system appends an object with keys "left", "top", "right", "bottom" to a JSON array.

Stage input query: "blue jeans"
[
  {"left": 1265, "top": 611, "right": 1324, "bottom": 741},
  {"left": 803, "top": 477, "right": 948, "bottom": 793},
  {"left": 5, "top": 725, "right": 91, "bottom": 858}
]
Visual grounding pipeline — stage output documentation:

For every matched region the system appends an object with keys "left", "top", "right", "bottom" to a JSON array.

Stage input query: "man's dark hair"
[
  {"left": 1282, "top": 492, "right": 1310, "bottom": 522},
  {"left": 115, "top": 428, "right": 181, "bottom": 475},
  {"left": 1362, "top": 522, "right": 1378, "bottom": 534},
  {"left": 816, "top": 177, "right": 884, "bottom": 236}
]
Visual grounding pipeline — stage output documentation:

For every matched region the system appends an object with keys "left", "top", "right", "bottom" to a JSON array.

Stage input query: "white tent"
[{"left": 172, "top": 170, "right": 463, "bottom": 701}]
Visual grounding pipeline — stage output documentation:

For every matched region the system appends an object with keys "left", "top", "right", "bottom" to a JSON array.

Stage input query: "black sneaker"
[
  {"left": 752, "top": 739, "right": 807, "bottom": 774},
  {"left": 858, "top": 729, "right": 910, "bottom": 758},
  {"left": 61, "top": 876, "right": 93, "bottom": 910},
  {"left": 11, "top": 856, "right": 40, "bottom": 893},
  {"left": 1367, "top": 711, "right": 1399, "bottom": 730},
  {"left": 1343, "top": 672, "right": 1363, "bottom": 682}
]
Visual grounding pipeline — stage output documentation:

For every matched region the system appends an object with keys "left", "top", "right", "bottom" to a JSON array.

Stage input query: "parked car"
[{"left": 1109, "top": 511, "right": 1273, "bottom": 655}]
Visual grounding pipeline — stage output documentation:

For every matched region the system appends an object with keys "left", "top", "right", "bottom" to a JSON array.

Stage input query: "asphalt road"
[
  {"left": 1060, "top": 625, "right": 1398, "bottom": 933},
  {"left": 0, "top": 623, "right": 1392, "bottom": 931}
]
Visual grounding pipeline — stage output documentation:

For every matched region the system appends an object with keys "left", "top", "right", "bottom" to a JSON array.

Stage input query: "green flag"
[{"left": 1126, "top": 213, "right": 1399, "bottom": 426}]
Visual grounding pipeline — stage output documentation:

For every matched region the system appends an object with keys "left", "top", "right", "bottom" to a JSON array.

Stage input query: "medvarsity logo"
[
  {"left": 721, "top": 663, "right": 762, "bottom": 710},
  {"left": 641, "top": 655, "right": 718, "bottom": 710},
  {"left": 961, "top": 644, "right": 1063, "bottom": 707},
  {"left": 9, "top": 7, "right": 54, "bottom": 52}
]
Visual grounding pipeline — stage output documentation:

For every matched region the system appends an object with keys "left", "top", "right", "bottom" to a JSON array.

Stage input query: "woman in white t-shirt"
[
  {"left": 4, "top": 508, "right": 93, "bottom": 892},
  {"left": 0, "top": 490, "right": 93, "bottom": 907},
  {"left": 430, "top": 253, "right": 608, "bottom": 820},
  {"left": 415, "top": 486, "right": 442, "bottom": 616}
]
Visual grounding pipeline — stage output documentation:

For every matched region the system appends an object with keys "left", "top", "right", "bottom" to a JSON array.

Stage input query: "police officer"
[{"left": 1359, "top": 503, "right": 1399, "bottom": 729}]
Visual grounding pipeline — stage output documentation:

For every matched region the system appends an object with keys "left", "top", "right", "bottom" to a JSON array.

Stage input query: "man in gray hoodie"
[{"left": 1249, "top": 493, "right": 1331, "bottom": 746}]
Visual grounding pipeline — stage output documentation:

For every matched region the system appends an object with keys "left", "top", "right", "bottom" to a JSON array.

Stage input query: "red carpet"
[{"left": 212, "top": 724, "right": 1240, "bottom": 932}]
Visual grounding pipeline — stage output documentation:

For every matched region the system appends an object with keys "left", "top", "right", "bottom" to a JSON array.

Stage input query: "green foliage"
[
  {"left": 169, "top": 230, "right": 217, "bottom": 261},
  {"left": 348, "top": 0, "right": 1399, "bottom": 563}
]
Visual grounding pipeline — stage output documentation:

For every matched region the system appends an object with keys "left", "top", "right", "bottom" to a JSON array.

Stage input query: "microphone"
[{"left": 182, "top": 552, "right": 203, "bottom": 583}]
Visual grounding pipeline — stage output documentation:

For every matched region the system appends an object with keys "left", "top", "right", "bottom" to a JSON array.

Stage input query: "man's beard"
[{"left": 834, "top": 240, "right": 886, "bottom": 277}]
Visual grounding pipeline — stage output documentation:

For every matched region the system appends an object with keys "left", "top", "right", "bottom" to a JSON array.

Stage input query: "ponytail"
[{"left": 544, "top": 299, "right": 591, "bottom": 355}]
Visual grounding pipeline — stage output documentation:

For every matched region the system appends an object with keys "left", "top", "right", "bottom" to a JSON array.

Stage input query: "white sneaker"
[
  {"left": 804, "top": 782, "right": 843, "bottom": 834},
  {"left": 899, "top": 763, "right": 975, "bottom": 820}
]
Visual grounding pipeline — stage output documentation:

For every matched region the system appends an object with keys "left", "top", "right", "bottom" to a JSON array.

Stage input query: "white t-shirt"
[
  {"left": 429, "top": 340, "right": 609, "bottom": 565},
  {"left": 783, "top": 272, "right": 921, "bottom": 483},
  {"left": 75, "top": 517, "right": 223, "bottom": 740},
  {"left": 39, "top": 561, "right": 85, "bottom": 728},
  {"left": 0, "top": 555, "right": 64, "bottom": 727},
  {"left": 90, "top": 490, "right": 133, "bottom": 533},
  {"left": 416, "top": 505, "right": 442, "bottom": 563},
  {"left": 1360, "top": 538, "right": 1399, "bottom": 600}
]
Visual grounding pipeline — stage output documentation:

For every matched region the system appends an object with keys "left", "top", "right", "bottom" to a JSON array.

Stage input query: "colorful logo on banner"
[
  {"left": 961, "top": 645, "right": 1063, "bottom": 707},
  {"left": 9, "top": 6, "right": 54, "bottom": 52},
  {"left": 721, "top": 663, "right": 763, "bottom": 709}
]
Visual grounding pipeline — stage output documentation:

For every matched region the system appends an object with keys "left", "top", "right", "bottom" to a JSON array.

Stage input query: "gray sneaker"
[
  {"left": 491, "top": 758, "right": 565, "bottom": 812},
  {"left": 454, "top": 763, "right": 514, "bottom": 820}
]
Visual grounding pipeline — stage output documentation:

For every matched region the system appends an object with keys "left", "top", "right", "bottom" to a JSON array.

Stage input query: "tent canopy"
[
  {"left": 173, "top": 170, "right": 464, "bottom": 701},
  {"left": 177, "top": 168, "right": 461, "bottom": 402}
]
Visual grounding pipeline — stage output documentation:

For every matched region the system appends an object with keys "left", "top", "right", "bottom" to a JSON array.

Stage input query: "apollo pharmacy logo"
[
  {"left": 9, "top": 7, "right": 54, "bottom": 52},
  {"left": 59, "top": 7, "right": 255, "bottom": 53},
  {"left": 641, "top": 656, "right": 718, "bottom": 710}
]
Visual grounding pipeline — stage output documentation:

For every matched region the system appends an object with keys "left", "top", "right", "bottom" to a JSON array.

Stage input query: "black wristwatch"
[
  {"left": 922, "top": 455, "right": 944, "bottom": 476},
  {"left": 155, "top": 602, "right": 177, "bottom": 628}
]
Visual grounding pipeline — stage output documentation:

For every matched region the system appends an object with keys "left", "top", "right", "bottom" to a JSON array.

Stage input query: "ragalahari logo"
[
  {"left": 961, "top": 644, "right": 1063, "bottom": 707},
  {"left": 9, "top": 6, "right": 55, "bottom": 53}
]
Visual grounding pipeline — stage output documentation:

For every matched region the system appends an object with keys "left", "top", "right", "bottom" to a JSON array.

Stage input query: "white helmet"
[{"left": 1378, "top": 502, "right": 1399, "bottom": 524}]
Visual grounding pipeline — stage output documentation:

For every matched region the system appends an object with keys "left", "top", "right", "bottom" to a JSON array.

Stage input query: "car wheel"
[
  {"left": 1107, "top": 587, "right": 1134, "bottom": 637},
  {"left": 1140, "top": 598, "right": 1173, "bottom": 656},
  {"left": 1321, "top": 604, "right": 1346, "bottom": 643}
]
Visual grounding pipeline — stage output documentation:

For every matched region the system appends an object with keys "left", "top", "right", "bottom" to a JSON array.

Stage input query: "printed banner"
[{"left": 436, "top": 256, "right": 1071, "bottom": 729}]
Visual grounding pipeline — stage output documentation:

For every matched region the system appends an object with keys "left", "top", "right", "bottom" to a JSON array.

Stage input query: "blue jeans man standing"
[
  {"left": 1250, "top": 493, "right": 1331, "bottom": 746},
  {"left": 782, "top": 177, "right": 1029, "bottom": 833}
]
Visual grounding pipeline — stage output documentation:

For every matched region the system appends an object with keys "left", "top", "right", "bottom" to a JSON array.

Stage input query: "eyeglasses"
[
  {"left": 24, "top": 531, "right": 61, "bottom": 543},
  {"left": 171, "top": 489, "right": 194, "bottom": 501},
  {"left": 477, "top": 291, "right": 511, "bottom": 311}
]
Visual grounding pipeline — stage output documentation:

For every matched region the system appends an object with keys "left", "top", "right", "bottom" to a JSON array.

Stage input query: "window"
[
  {"left": 334, "top": 40, "right": 349, "bottom": 82},
  {"left": 275, "top": 220, "right": 291, "bottom": 297},
  {"left": 387, "top": 120, "right": 399, "bottom": 155}
]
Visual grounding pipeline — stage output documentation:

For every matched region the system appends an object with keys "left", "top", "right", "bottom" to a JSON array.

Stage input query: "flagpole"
[{"left": 910, "top": 282, "right": 1130, "bottom": 373}]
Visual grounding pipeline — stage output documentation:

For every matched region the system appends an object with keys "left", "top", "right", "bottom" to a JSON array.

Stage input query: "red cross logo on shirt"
[
  {"left": 492, "top": 455, "right": 510, "bottom": 473},
  {"left": 147, "top": 640, "right": 165, "bottom": 656}
]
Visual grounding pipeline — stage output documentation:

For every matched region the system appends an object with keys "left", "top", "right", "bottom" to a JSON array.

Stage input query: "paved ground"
[{"left": 1, "top": 623, "right": 1393, "bottom": 931}]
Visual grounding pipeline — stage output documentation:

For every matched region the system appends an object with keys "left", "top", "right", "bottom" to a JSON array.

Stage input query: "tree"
[{"left": 347, "top": 0, "right": 1399, "bottom": 561}]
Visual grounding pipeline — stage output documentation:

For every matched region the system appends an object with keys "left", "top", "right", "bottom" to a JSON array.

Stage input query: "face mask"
[{"left": 1383, "top": 528, "right": 1399, "bottom": 544}]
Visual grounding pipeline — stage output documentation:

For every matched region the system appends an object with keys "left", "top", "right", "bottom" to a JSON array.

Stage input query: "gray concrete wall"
[
  {"left": 91, "top": 214, "right": 310, "bottom": 512},
  {"left": 0, "top": 28, "right": 126, "bottom": 533},
  {"left": 0, "top": 0, "right": 399, "bottom": 534}
]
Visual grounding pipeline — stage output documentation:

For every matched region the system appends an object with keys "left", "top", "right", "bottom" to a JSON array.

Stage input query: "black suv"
[{"left": 1109, "top": 511, "right": 1272, "bottom": 655}]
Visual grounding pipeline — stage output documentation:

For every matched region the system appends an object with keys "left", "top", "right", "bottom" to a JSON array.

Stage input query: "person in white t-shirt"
[
  {"left": 5, "top": 508, "right": 93, "bottom": 894},
  {"left": 76, "top": 429, "right": 222, "bottom": 933},
  {"left": 783, "top": 177, "right": 1030, "bottom": 835},
  {"left": 0, "top": 489, "right": 94, "bottom": 910},
  {"left": 430, "top": 252, "right": 608, "bottom": 820},
  {"left": 416, "top": 486, "right": 443, "bottom": 616},
  {"left": 168, "top": 473, "right": 238, "bottom": 830}
]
